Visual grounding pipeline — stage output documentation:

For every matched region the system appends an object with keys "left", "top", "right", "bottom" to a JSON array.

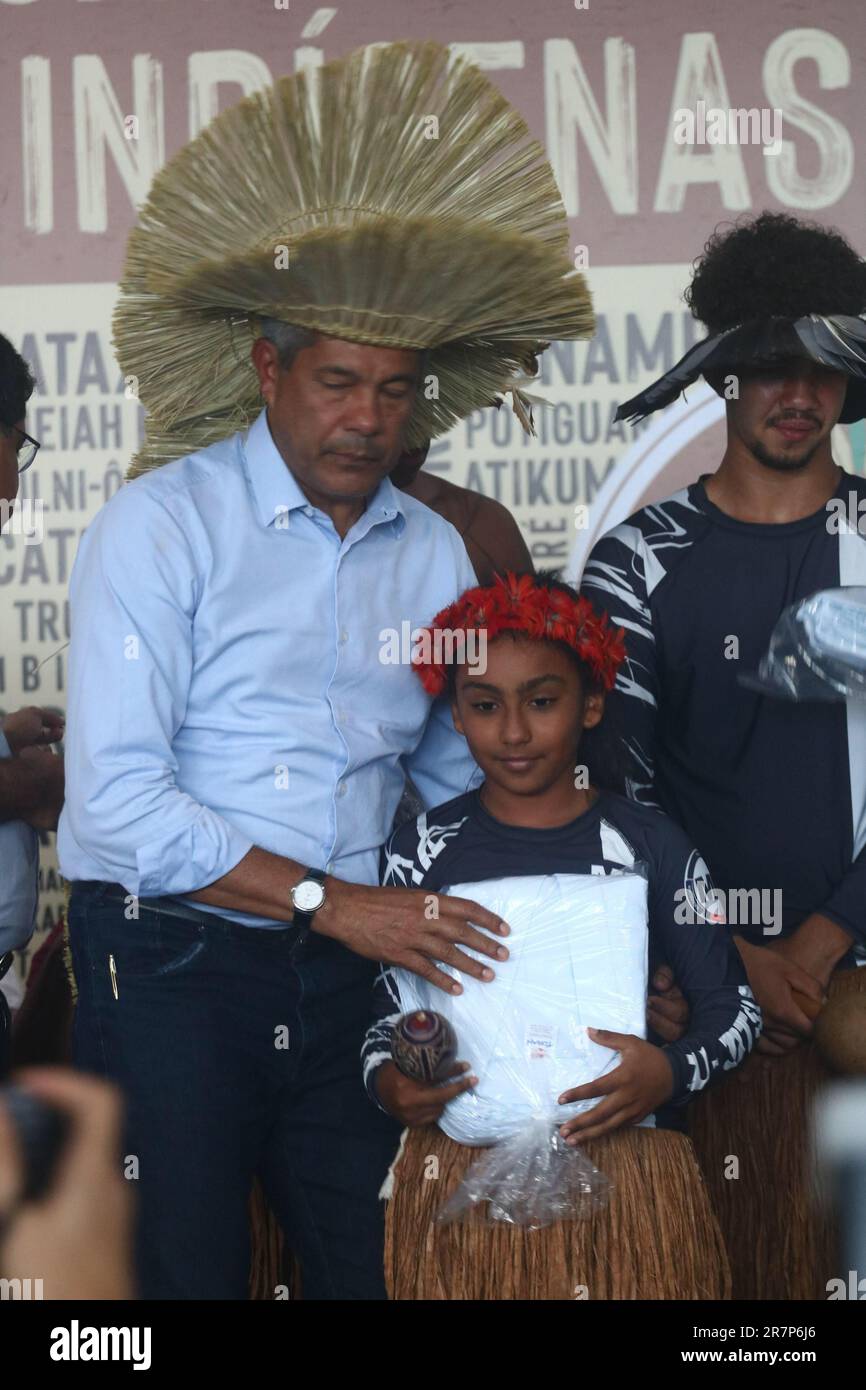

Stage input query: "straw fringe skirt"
[
  {"left": 249, "top": 1181, "right": 287, "bottom": 1299},
  {"left": 689, "top": 966, "right": 866, "bottom": 1301},
  {"left": 384, "top": 1124, "right": 730, "bottom": 1300}
]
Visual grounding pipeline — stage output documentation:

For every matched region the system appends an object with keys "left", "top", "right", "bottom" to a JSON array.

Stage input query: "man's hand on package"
[{"left": 317, "top": 878, "right": 510, "bottom": 994}]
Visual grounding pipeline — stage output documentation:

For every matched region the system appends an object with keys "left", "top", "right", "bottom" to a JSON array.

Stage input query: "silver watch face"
[{"left": 293, "top": 878, "right": 326, "bottom": 913}]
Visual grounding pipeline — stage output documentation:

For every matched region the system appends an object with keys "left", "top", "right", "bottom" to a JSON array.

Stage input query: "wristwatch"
[{"left": 291, "top": 868, "right": 327, "bottom": 932}]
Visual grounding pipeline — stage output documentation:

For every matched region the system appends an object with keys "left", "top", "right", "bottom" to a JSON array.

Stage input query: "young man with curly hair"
[
  {"left": 582, "top": 212, "right": 866, "bottom": 1045},
  {"left": 579, "top": 213, "right": 866, "bottom": 1296}
]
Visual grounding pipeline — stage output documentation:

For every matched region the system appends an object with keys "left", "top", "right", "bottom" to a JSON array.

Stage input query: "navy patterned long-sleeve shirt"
[
  {"left": 361, "top": 788, "right": 761, "bottom": 1129},
  {"left": 580, "top": 474, "right": 866, "bottom": 956}
]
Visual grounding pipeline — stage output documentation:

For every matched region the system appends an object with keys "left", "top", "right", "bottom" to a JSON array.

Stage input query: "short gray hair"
[
  {"left": 257, "top": 318, "right": 319, "bottom": 370},
  {"left": 258, "top": 315, "right": 428, "bottom": 383}
]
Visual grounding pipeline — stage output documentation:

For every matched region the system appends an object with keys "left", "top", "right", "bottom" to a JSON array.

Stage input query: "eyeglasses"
[{"left": 5, "top": 424, "right": 40, "bottom": 473}]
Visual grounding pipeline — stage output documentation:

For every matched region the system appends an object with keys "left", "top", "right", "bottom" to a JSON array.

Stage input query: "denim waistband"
[{"left": 70, "top": 879, "right": 308, "bottom": 949}]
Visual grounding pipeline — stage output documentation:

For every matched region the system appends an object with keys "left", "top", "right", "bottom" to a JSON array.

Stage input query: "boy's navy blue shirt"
[
  {"left": 362, "top": 788, "right": 761, "bottom": 1127},
  {"left": 581, "top": 472, "right": 866, "bottom": 955}
]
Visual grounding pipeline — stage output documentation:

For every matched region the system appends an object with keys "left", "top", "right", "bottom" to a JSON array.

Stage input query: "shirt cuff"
[
  {"left": 363, "top": 1052, "right": 393, "bottom": 1113},
  {"left": 133, "top": 810, "right": 254, "bottom": 898}
]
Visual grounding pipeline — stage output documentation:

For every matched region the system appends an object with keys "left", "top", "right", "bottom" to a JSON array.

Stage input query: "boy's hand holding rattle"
[
  {"left": 374, "top": 1061, "right": 477, "bottom": 1128},
  {"left": 557, "top": 1029, "right": 675, "bottom": 1144}
]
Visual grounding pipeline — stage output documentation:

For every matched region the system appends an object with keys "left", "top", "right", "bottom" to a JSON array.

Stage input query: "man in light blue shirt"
[
  {"left": 43, "top": 31, "right": 602, "bottom": 1300},
  {"left": 60, "top": 326, "right": 510, "bottom": 1299},
  {"left": 59, "top": 399, "right": 482, "bottom": 909}
]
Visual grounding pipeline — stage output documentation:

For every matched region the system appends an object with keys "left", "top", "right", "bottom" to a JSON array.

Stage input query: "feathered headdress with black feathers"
[
  {"left": 617, "top": 212, "right": 866, "bottom": 425},
  {"left": 616, "top": 314, "right": 866, "bottom": 424}
]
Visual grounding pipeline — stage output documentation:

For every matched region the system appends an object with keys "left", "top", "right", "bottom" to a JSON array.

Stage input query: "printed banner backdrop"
[{"left": 2, "top": 0, "right": 865, "bottom": 977}]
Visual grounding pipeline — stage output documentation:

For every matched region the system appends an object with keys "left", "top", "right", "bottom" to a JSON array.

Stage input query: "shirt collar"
[{"left": 242, "top": 407, "right": 407, "bottom": 536}]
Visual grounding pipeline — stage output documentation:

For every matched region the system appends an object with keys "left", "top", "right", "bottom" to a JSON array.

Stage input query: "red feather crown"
[{"left": 412, "top": 571, "right": 626, "bottom": 697}]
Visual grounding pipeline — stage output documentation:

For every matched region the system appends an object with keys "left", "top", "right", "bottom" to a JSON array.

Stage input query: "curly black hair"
[
  {"left": 446, "top": 568, "right": 628, "bottom": 794},
  {"left": 0, "top": 332, "right": 36, "bottom": 429},
  {"left": 684, "top": 212, "right": 866, "bottom": 335}
]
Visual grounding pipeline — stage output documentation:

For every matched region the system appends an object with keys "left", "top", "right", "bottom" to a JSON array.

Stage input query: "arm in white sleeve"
[{"left": 60, "top": 486, "right": 253, "bottom": 896}]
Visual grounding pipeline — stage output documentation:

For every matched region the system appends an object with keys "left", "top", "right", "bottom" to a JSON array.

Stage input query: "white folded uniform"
[{"left": 394, "top": 871, "right": 649, "bottom": 1146}]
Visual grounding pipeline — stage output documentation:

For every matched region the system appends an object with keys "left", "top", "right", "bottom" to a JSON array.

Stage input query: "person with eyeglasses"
[{"left": 0, "top": 333, "right": 65, "bottom": 1074}]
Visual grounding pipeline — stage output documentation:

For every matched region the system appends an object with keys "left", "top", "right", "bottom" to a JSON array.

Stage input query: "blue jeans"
[{"left": 67, "top": 882, "right": 401, "bottom": 1300}]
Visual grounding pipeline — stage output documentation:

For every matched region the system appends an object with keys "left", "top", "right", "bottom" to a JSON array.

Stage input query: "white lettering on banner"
[
  {"left": 188, "top": 51, "right": 273, "bottom": 135},
  {"left": 73, "top": 55, "right": 165, "bottom": 233},
  {"left": 448, "top": 42, "right": 525, "bottom": 70},
  {"left": 762, "top": 29, "right": 853, "bottom": 209},
  {"left": 545, "top": 37, "right": 637, "bottom": 216},
  {"left": 10, "top": 29, "right": 855, "bottom": 235},
  {"left": 655, "top": 33, "right": 750, "bottom": 212},
  {"left": 301, "top": 11, "right": 338, "bottom": 41},
  {"left": 22, "top": 57, "right": 52, "bottom": 233}
]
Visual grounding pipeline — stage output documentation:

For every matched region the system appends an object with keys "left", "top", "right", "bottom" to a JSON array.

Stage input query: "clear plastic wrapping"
[
  {"left": 436, "top": 1115, "right": 611, "bottom": 1228},
  {"left": 740, "top": 586, "right": 866, "bottom": 701},
  {"left": 393, "top": 870, "right": 650, "bottom": 1225}
]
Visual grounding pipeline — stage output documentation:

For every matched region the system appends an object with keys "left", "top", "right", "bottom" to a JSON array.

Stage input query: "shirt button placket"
[{"left": 331, "top": 570, "right": 351, "bottom": 865}]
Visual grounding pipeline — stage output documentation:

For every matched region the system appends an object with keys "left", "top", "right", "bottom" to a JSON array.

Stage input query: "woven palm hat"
[{"left": 113, "top": 39, "right": 595, "bottom": 476}]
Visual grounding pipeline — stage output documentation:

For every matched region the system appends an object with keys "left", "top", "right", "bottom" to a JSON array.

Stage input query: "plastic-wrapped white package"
[
  {"left": 394, "top": 870, "right": 649, "bottom": 1148},
  {"left": 739, "top": 586, "right": 866, "bottom": 701}
]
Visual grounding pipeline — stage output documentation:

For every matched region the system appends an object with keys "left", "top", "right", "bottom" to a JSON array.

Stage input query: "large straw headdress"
[{"left": 114, "top": 39, "right": 594, "bottom": 476}]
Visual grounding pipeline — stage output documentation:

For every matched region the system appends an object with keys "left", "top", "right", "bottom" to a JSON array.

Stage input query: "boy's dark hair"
[
  {"left": 0, "top": 333, "right": 36, "bottom": 430},
  {"left": 447, "top": 568, "right": 627, "bottom": 794},
  {"left": 684, "top": 212, "right": 866, "bottom": 335}
]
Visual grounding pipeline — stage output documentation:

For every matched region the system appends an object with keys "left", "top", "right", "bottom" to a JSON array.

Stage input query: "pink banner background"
[{"left": 3, "top": 0, "right": 865, "bottom": 282}]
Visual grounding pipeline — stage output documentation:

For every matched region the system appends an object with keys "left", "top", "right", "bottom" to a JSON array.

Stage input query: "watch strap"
[{"left": 291, "top": 867, "right": 327, "bottom": 934}]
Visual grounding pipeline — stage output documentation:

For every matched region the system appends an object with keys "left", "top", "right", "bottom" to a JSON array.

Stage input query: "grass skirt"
[
  {"left": 689, "top": 966, "right": 866, "bottom": 1300},
  {"left": 384, "top": 1123, "right": 730, "bottom": 1300}
]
